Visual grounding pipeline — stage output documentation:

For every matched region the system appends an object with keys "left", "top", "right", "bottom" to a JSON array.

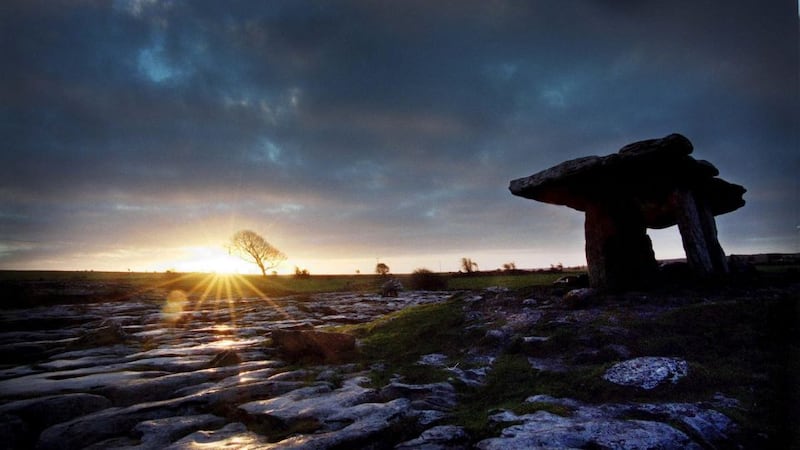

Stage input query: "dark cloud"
[{"left": 1, "top": 0, "right": 797, "bottom": 272}]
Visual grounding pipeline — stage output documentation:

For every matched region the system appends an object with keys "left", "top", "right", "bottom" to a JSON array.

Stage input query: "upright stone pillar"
[
  {"left": 672, "top": 188, "right": 729, "bottom": 275},
  {"left": 584, "top": 200, "right": 658, "bottom": 290}
]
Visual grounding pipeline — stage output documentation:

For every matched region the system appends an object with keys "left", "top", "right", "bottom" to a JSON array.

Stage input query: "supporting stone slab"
[
  {"left": 672, "top": 188, "right": 729, "bottom": 275},
  {"left": 584, "top": 201, "right": 658, "bottom": 290}
]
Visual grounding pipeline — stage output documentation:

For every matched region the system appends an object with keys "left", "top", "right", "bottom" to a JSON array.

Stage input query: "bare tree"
[
  {"left": 461, "top": 257, "right": 478, "bottom": 274},
  {"left": 229, "top": 230, "right": 286, "bottom": 277},
  {"left": 375, "top": 262, "right": 390, "bottom": 276}
]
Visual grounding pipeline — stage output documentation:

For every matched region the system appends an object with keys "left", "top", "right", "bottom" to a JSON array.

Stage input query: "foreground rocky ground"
[{"left": 0, "top": 274, "right": 797, "bottom": 449}]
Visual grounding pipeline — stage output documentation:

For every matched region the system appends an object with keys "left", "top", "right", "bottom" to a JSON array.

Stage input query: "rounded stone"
[{"left": 602, "top": 357, "right": 689, "bottom": 390}]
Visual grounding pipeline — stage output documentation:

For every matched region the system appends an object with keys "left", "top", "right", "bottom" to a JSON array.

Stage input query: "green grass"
[
  {"left": 0, "top": 271, "right": 390, "bottom": 308},
  {"left": 339, "top": 295, "right": 484, "bottom": 386},
  {"left": 331, "top": 291, "right": 621, "bottom": 439},
  {"left": 445, "top": 272, "right": 571, "bottom": 290},
  {"left": 453, "top": 352, "right": 643, "bottom": 439}
]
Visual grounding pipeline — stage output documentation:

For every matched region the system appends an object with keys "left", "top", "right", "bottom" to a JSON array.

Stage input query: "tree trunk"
[{"left": 256, "top": 260, "right": 267, "bottom": 277}]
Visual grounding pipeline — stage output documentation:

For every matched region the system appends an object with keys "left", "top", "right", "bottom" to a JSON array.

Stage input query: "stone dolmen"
[{"left": 510, "top": 133, "right": 745, "bottom": 290}]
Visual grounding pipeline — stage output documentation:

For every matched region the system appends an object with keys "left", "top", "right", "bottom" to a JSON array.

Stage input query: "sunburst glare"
[
  {"left": 161, "top": 289, "right": 188, "bottom": 324},
  {"left": 155, "top": 272, "right": 293, "bottom": 351},
  {"left": 160, "top": 246, "right": 258, "bottom": 274}
]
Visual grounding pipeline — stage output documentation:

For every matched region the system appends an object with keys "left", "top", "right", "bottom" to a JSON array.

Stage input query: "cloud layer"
[{"left": 1, "top": 1, "right": 797, "bottom": 273}]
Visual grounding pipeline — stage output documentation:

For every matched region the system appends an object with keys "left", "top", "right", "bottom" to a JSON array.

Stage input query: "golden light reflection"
[
  {"left": 153, "top": 272, "right": 293, "bottom": 350},
  {"left": 211, "top": 324, "right": 234, "bottom": 334},
  {"left": 182, "top": 246, "right": 257, "bottom": 274},
  {"left": 161, "top": 289, "right": 188, "bottom": 323},
  {"left": 208, "top": 338, "right": 239, "bottom": 349}
]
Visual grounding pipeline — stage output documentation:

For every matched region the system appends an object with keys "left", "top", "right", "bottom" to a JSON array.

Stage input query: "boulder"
[
  {"left": 207, "top": 350, "right": 241, "bottom": 368},
  {"left": 69, "top": 320, "right": 128, "bottom": 349},
  {"left": 603, "top": 356, "right": 689, "bottom": 390},
  {"left": 381, "top": 278, "right": 403, "bottom": 297},
  {"left": 563, "top": 288, "right": 597, "bottom": 308},
  {"left": 516, "top": 395, "right": 737, "bottom": 449},
  {"left": 270, "top": 329, "right": 356, "bottom": 362},
  {"left": 478, "top": 410, "right": 701, "bottom": 450},
  {"left": 478, "top": 395, "right": 736, "bottom": 450}
]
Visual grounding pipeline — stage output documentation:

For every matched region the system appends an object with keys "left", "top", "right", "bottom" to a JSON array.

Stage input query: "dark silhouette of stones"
[
  {"left": 510, "top": 134, "right": 745, "bottom": 290},
  {"left": 563, "top": 288, "right": 597, "bottom": 308},
  {"left": 271, "top": 330, "right": 357, "bottom": 362},
  {"left": 0, "top": 393, "right": 111, "bottom": 448},
  {"left": 381, "top": 278, "right": 403, "bottom": 297},
  {"left": 553, "top": 274, "right": 589, "bottom": 287},
  {"left": 69, "top": 320, "right": 128, "bottom": 349},
  {"left": 208, "top": 350, "right": 241, "bottom": 368}
]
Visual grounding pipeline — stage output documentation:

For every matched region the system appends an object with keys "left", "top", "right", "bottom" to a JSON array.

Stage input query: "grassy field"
[
  {"left": 0, "top": 269, "right": 577, "bottom": 308},
  {"left": 1, "top": 263, "right": 795, "bottom": 308}
]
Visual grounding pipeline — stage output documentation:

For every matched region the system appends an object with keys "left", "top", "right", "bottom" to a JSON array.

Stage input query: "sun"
[{"left": 166, "top": 246, "right": 258, "bottom": 274}]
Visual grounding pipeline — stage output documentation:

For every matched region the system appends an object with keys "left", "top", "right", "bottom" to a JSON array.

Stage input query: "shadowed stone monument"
[{"left": 509, "top": 134, "right": 746, "bottom": 290}]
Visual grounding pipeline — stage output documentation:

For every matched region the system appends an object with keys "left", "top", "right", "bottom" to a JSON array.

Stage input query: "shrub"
[
  {"left": 409, "top": 268, "right": 447, "bottom": 290},
  {"left": 294, "top": 266, "right": 310, "bottom": 278}
]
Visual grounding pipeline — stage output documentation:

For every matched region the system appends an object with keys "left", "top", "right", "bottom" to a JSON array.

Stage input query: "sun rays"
[{"left": 154, "top": 272, "right": 292, "bottom": 349}]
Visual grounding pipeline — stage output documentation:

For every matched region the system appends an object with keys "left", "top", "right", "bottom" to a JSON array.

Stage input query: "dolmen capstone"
[{"left": 509, "top": 133, "right": 745, "bottom": 290}]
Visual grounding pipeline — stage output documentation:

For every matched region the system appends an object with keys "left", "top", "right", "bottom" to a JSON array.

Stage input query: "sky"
[{"left": 1, "top": 1, "right": 798, "bottom": 275}]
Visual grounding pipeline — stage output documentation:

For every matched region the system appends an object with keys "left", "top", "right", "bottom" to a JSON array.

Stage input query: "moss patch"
[{"left": 339, "top": 295, "right": 485, "bottom": 385}]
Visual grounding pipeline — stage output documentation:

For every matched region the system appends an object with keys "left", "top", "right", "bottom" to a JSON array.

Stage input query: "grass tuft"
[{"left": 339, "top": 296, "right": 484, "bottom": 385}]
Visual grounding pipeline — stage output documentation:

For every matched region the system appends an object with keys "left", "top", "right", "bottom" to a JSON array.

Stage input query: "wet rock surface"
[
  {"left": 0, "top": 290, "right": 451, "bottom": 449},
  {"left": 1, "top": 277, "right": 796, "bottom": 448}
]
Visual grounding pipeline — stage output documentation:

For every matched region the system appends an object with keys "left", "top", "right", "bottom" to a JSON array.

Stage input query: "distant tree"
[
  {"left": 294, "top": 266, "right": 310, "bottom": 278},
  {"left": 461, "top": 257, "right": 478, "bottom": 274},
  {"left": 229, "top": 230, "right": 286, "bottom": 277},
  {"left": 375, "top": 262, "right": 390, "bottom": 276},
  {"left": 502, "top": 262, "right": 517, "bottom": 272}
]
